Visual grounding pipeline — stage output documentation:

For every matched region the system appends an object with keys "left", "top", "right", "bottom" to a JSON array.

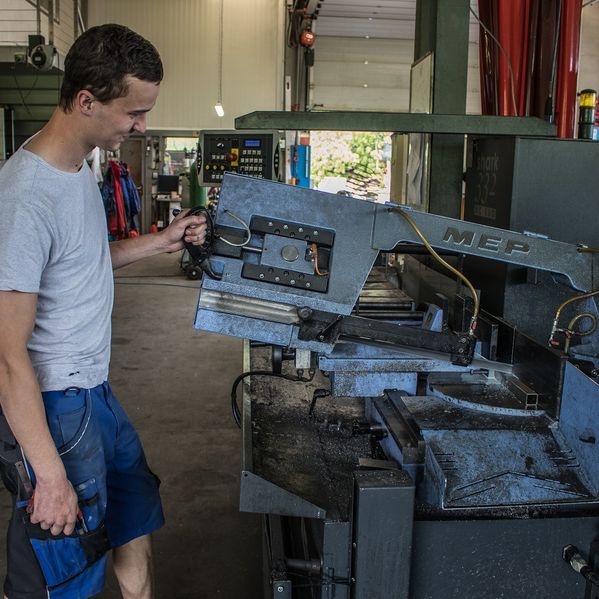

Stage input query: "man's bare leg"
[{"left": 112, "top": 534, "right": 154, "bottom": 599}]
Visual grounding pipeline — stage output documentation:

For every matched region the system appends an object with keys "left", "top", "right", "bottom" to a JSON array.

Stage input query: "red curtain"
[{"left": 477, "top": 0, "right": 582, "bottom": 138}]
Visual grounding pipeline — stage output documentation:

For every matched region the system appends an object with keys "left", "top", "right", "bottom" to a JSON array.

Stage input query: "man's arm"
[
  {"left": 0, "top": 291, "right": 78, "bottom": 536},
  {"left": 110, "top": 211, "right": 207, "bottom": 270}
]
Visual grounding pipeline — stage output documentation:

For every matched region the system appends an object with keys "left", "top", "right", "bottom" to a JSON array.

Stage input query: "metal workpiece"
[
  {"left": 234, "top": 111, "right": 556, "bottom": 136},
  {"left": 319, "top": 343, "right": 467, "bottom": 398},
  {"left": 366, "top": 395, "right": 426, "bottom": 476},
  {"left": 198, "top": 288, "right": 300, "bottom": 325},
  {"left": 319, "top": 343, "right": 469, "bottom": 374},
  {"left": 315, "top": 324, "right": 517, "bottom": 400},
  {"left": 426, "top": 372, "right": 546, "bottom": 417}
]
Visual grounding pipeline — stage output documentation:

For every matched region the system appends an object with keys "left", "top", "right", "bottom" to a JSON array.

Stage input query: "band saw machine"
[{"left": 192, "top": 173, "right": 599, "bottom": 598}]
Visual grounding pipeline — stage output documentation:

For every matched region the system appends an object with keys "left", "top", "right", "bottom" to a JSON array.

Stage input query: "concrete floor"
[{"left": 0, "top": 252, "right": 263, "bottom": 598}]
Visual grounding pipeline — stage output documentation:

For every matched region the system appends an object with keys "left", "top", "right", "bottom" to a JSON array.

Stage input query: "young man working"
[{"left": 0, "top": 24, "right": 207, "bottom": 599}]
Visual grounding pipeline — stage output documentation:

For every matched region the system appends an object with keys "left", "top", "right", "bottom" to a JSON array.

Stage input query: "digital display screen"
[
  {"left": 157, "top": 174, "right": 179, "bottom": 193},
  {"left": 244, "top": 139, "right": 261, "bottom": 148}
]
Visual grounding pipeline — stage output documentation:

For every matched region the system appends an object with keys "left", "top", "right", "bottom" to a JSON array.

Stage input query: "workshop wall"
[
  {"left": 311, "top": 37, "right": 412, "bottom": 112},
  {"left": 87, "top": 0, "right": 285, "bottom": 130},
  {"left": 579, "top": 3, "right": 599, "bottom": 94},
  {"left": 0, "top": 0, "right": 76, "bottom": 60},
  {"left": 310, "top": 14, "right": 481, "bottom": 114},
  {"left": 311, "top": 4, "right": 599, "bottom": 117}
]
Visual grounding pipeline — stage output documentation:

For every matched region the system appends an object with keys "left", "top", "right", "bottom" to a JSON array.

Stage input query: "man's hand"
[
  {"left": 158, "top": 210, "right": 207, "bottom": 253},
  {"left": 30, "top": 473, "right": 79, "bottom": 536},
  {"left": 0, "top": 291, "right": 79, "bottom": 537},
  {"left": 109, "top": 209, "right": 209, "bottom": 269}
]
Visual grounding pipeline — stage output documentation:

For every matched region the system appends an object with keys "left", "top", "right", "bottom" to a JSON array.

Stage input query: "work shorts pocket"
[
  {"left": 23, "top": 516, "right": 111, "bottom": 589},
  {"left": 50, "top": 394, "right": 93, "bottom": 456},
  {"left": 20, "top": 477, "right": 110, "bottom": 589}
]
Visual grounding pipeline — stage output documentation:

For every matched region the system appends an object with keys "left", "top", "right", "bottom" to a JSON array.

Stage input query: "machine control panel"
[{"left": 198, "top": 130, "right": 281, "bottom": 186}]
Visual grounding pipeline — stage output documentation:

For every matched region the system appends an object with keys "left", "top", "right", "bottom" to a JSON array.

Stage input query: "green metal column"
[{"left": 415, "top": 0, "right": 470, "bottom": 217}]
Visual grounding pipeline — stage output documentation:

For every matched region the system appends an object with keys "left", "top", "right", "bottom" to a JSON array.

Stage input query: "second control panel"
[{"left": 198, "top": 130, "right": 281, "bottom": 186}]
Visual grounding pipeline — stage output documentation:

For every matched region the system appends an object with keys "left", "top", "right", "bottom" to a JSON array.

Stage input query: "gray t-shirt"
[{"left": 0, "top": 147, "right": 113, "bottom": 392}]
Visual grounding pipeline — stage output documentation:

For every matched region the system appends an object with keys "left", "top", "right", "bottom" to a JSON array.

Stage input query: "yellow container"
[{"left": 579, "top": 89, "right": 597, "bottom": 108}]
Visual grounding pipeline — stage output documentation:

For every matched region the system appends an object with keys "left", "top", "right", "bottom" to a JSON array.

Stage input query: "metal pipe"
[
  {"left": 524, "top": 0, "right": 540, "bottom": 116},
  {"left": 241, "top": 245, "right": 262, "bottom": 254},
  {"left": 48, "top": 0, "right": 54, "bottom": 46},
  {"left": 285, "top": 558, "right": 322, "bottom": 575},
  {"left": 73, "top": 0, "right": 78, "bottom": 38},
  {"left": 77, "top": 4, "right": 86, "bottom": 32}
]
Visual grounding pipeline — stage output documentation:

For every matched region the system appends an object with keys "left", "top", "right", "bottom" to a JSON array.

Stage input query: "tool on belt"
[{"left": 25, "top": 490, "right": 89, "bottom": 534}]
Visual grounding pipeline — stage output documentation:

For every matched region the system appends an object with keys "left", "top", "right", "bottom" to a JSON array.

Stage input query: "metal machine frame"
[{"left": 192, "top": 173, "right": 599, "bottom": 598}]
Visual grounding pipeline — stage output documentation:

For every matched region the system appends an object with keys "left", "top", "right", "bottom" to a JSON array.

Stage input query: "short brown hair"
[{"left": 59, "top": 24, "right": 163, "bottom": 112}]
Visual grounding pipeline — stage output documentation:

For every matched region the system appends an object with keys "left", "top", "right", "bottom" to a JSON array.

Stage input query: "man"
[{"left": 0, "top": 24, "right": 206, "bottom": 599}]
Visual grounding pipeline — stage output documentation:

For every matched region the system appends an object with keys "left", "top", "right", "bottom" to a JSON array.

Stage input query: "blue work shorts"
[{"left": 2, "top": 381, "right": 165, "bottom": 599}]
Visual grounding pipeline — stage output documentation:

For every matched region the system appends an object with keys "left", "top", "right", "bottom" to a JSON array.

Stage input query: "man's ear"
[{"left": 75, "top": 90, "right": 96, "bottom": 115}]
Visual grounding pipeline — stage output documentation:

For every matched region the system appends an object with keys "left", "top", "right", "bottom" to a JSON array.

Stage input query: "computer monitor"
[{"left": 157, "top": 174, "right": 179, "bottom": 194}]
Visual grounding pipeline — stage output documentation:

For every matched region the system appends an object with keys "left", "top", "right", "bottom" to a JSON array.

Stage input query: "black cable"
[
  {"left": 469, "top": 6, "right": 518, "bottom": 115},
  {"left": 230, "top": 369, "right": 314, "bottom": 429},
  {"left": 545, "top": 0, "right": 562, "bottom": 122},
  {"left": 56, "top": 51, "right": 60, "bottom": 101},
  {"left": 177, "top": 206, "right": 213, "bottom": 258},
  {"left": 563, "top": 544, "right": 599, "bottom": 588},
  {"left": 308, "top": 388, "right": 331, "bottom": 418},
  {"left": 11, "top": 68, "right": 33, "bottom": 117},
  {"left": 286, "top": 4, "right": 295, "bottom": 47},
  {"left": 287, "top": 0, "right": 299, "bottom": 47}
]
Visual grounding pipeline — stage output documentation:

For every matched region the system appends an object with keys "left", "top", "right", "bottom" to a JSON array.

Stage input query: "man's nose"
[{"left": 133, "top": 114, "right": 147, "bottom": 134}]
